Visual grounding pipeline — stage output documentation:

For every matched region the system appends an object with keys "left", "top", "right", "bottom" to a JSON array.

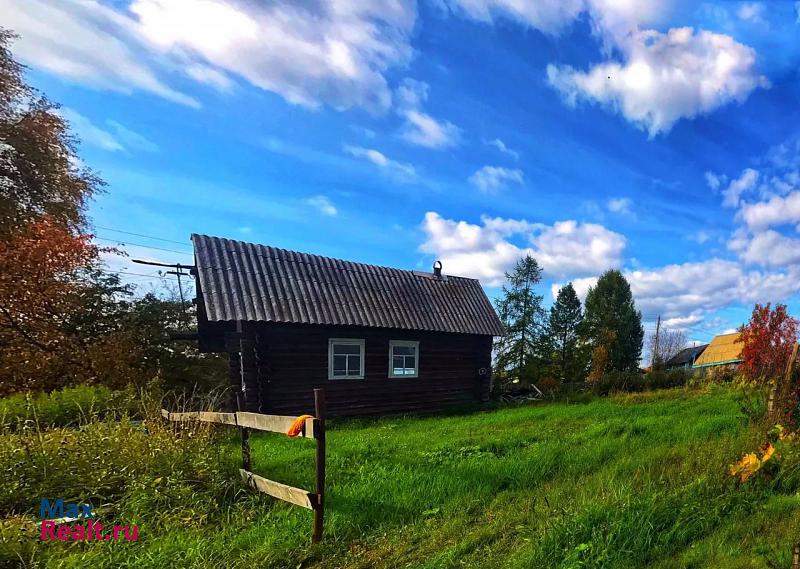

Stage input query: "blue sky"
[{"left": 5, "top": 0, "right": 800, "bottom": 345}]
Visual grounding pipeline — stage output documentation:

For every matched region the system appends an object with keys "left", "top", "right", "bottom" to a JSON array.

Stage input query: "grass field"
[{"left": 5, "top": 387, "right": 800, "bottom": 568}]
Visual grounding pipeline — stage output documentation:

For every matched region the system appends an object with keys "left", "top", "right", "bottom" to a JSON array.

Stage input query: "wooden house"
[
  {"left": 692, "top": 332, "right": 743, "bottom": 369},
  {"left": 665, "top": 344, "right": 708, "bottom": 370},
  {"left": 191, "top": 235, "right": 504, "bottom": 417}
]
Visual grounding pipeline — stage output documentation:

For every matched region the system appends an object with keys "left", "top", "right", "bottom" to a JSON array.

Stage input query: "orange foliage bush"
[{"left": 0, "top": 218, "right": 139, "bottom": 394}]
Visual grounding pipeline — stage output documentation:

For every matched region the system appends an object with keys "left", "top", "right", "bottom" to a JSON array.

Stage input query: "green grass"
[{"left": 3, "top": 387, "right": 799, "bottom": 568}]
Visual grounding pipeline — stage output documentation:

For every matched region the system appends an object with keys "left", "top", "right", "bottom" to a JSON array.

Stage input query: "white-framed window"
[
  {"left": 389, "top": 340, "right": 419, "bottom": 378},
  {"left": 328, "top": 338, "right": 365, "bottom": 380}
]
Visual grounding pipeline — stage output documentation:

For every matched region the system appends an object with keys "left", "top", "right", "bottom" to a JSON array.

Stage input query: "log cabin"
[{"left": 191, "top": 234, "right": 504, "bottom": 417}]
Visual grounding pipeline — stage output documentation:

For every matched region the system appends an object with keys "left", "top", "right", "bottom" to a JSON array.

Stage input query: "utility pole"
[
  {"left": 132, "top": 259, "right": 195, "bottom": 329},
  {"left": 651, "top": 315, "right": 661, "bottom": 369}
]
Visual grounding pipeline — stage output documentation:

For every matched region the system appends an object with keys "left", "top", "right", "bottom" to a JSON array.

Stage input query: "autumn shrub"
[
  {"left": 590, "top": 370, "right": 643, "bottom": 395},
  {"left": 643, "top": 368, "right": 692, "bottom": 391}
]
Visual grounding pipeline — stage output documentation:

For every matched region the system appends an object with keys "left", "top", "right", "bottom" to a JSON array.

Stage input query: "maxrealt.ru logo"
[{"left": 39, "top": 499, "right": 138, "bottom": 542}]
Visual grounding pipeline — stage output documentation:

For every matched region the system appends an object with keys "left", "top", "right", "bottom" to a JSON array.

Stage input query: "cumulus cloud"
[
  {"left": 468, "top": 166, "right": 524, "bottom": 192},
  {"left": 626, "top": 260, "right": 800, "bottom": 318},
  {"left": 419, "top": 212, "right": 625, "bottom": 285},
  {"left": 3, "top": 0, "right": 416, "bottom": 112},
  {"left": 344, "top": 144, "right": 416, "bottom": 181},
  {"left": 547, "top": 27, "right": 768, "bottom": 136},
  {"left": 731, "top": 229, "right": 800, "bottom": 267},
  {"left": 561, "top": 259, "right": 800, "bottom": 321},
  {"left": 485, "top": 138, "right": 519, "bottom": 159},
  {"left": 304, "top": 195, "right": 338, "bottom": 217},
  {"left": 740, "top": 191, "right": 800, "bottom": 230},
  {"left": 722, "top": 168, "right": 759, "bottom": 208}
]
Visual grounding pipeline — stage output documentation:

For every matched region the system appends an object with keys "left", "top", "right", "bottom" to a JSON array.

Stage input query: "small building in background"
[
  {"left": 191, "top": 235, "right": 503, "bottom": 417},
  {"left": 665, "top": 344, "right": 708, "bottom": 370},
  {"left": 692, "top": 332, "right": 743, "bottom": 370}
]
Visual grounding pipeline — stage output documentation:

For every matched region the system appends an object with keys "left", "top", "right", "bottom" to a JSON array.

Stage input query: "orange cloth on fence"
[{"left": 287, "top": 414, "right": 314, "bottom": 437}]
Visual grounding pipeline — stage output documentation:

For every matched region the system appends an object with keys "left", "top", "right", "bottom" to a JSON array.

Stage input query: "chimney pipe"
[{"left": 433, "top": 260, "right": 442, "bottom": 279}]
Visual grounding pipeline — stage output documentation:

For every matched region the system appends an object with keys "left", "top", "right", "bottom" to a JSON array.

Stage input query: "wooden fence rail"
[{"left": 161, "top": 388, "right": 326, "bottom": 543}]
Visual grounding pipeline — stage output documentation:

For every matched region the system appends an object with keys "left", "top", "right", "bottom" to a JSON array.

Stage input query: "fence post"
[
  {"left": 312, "top": 388, "right": 326, "bottom": 543},
  {"left": 792, "top": 544, "right": 799, "bottom": 569}
]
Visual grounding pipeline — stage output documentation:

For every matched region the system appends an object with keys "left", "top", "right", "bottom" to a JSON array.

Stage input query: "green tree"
[
  {"left": 122, "top": 292, "right": 227, "bottom": 392},
  {"left": 582, "top": 269, "right": 643, "bottom": 374},
  {"left": 494, "top": 255, "right": 548, "bottom": 384},
  {"left": 547, "top": 283, "right": 587, "bottom": 381}
]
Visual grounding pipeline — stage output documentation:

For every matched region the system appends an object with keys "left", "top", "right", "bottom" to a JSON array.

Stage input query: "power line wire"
[
  {"left": 94, "top": 226, "right": 189, "bottom": 246},
  {"left": 95, "top": 236, "right": 193, "bottom": 256}
]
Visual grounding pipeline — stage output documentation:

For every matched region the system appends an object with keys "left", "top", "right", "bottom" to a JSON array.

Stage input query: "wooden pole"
[
  {"left": 235, "top": 321, "right": 252, "bottom": 471},
  {"left": 236, "top": 392, "right": 251, "bottom": 471},
  {"left": 792, "top": 543, "right": 799, "bottom": 569},
  {"left": 773, "top": 343, "right": 799, "bottom": 422},
  {"left": 312, "top": 388, "right": 326, "bottom": 544}
]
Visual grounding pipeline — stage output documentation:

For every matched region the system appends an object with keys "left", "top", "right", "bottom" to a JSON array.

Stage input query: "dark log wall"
[{"left": 243, "top": 323, "right": 491, "bottom": 417}]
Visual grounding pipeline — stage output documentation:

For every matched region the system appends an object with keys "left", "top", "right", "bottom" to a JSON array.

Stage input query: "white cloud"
[
  {"left": 395, "top": 78, "right": 461, "bottom": 149},
  {"left": 737, "top": 2, "right": 766, "bottom": 25},
  {"left": 740, "top": 191, "right": 800, "bottom": 230},
  {"left": 558, "top": 259, "right": 800, "bottom": 324},
  {"left": 606, "top": 197, "right": 633, "bottom": 215},
  {"left": 732, "top": 229, "right": 800, "bottom": 267},
  {"left": 442, "top": 0, "right": 584, "bottom": 34},
  {"left": 689, "top": 230, "right": 712, "bottom": 244},
  {"left": 184, "top": 64, "right": 235, "bottom": 91},
  {"left": 57, "top": 108, "right": 158, "bottom": 154},
  {"left": 3, "top": 0, "right": 416, "bottom": 112},
  {"left": 1, "top": 0, "right": 199, "bottom": 108},
  {"left": 485, "top": 138, "right": 519, "bottom": 159},
  {"left": 625, "top": 259, "right": 800, "bottom": 318},
  {"left": 722, "top": 168, "right": 759, "bottom": 208},
  {"left": 705, "top": 171, "right": 726, "bottom": 191},
  {"left": 442, "top": 0, "right": 665, "bottom": 41},
  {"left": 401, "top": 110, "right": 462, "bottom": 148},
  {"left": 468, "top": 166, "right": 524, "bottom": 192},
  {"left": 58, "top": 108, "right": 125, "bottom": 152},
  {"left": 419, "top": 212, "right": 624, "bottom": 285},
  {"left": 547, "top": 27, "right": 768, "bottom": 136},
  {"left": 344, "top": 144, "right": 416, "bottom": 181},
  {"left": 304, "top": 195, "right": 338, "bottom": 217},
  {"left": 131, "top": 0, "right": 416, "bottom": 113},
  {"left": 106, "top": 121, "right": 159, "bottom": 153}
]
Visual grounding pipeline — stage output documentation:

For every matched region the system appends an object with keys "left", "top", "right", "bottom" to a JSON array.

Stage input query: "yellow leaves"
[{"left": 729, "top": 443, "right": 778, "bottom": 482}]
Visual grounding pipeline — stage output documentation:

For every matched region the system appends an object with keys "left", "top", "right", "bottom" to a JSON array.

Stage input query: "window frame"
[
  {"left": 328, "top": 338, "right": 365, "bottom": 380},
  {"left": 388, "top": 340, "right": 420, "bottom": 379}
]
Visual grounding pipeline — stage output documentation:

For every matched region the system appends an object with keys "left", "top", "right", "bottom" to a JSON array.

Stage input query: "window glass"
[
  {"left": 389, "top": 341, "right": 418, "bottom": 377},
  {"left": 329, "top": 339, "right": 364, "bottom": 379}
]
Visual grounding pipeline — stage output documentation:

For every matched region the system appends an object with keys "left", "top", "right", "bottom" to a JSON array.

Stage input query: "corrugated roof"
[
  {"left": 192, "top": 234, "right": 504, "bottom": 336},
  {"left": 693, "top": 333, "right": 743, "bottom": 367},
  {"left": 666, "top": 344, "right": 708, "bottom": 367}
]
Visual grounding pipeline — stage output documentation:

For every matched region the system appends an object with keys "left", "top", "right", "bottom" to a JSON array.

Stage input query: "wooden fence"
[{"left": 161, "top": 388, "right": 326, "bottom": 543}]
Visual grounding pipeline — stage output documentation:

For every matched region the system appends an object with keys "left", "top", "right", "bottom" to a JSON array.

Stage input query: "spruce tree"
[
  {"left": 582, "top": 269, "right": 643, "bottom": 373},
  {"left": 548, "top": 283, "right": 587, "bottom": 381},
  {"left": 494, "top": 255, "right": 547, "bottom": 384}
]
